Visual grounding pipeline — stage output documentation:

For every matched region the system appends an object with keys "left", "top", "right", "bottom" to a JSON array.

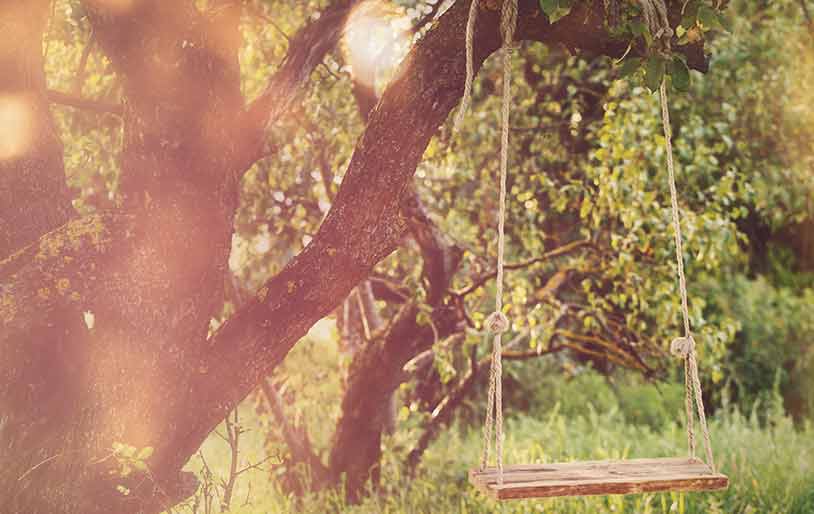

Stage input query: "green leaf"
[
  {"left": 716, "top": 11, "right": 733, "bottom": 33},
  {"left": 669, "top": 57, "right": 690, "bottom": 92},
  {"left": 619, "top": 57, "right": 643, "bottom": 78},
  {"left": 136, "top": 446, "right": 154, "bottom": 460},
  {"left": 539, "top": 0, "right": 557, "bottom": 17},
  {"left": 644, "top": 56, "right": 666, "bottom": 92},
  {"left": 682, "top": 1, "right": 701, "bottom": 20},
  {"left": 697, "top": 6, "right": 721, "bottom": 30},
  {"left": 579, "top": 196, "right": 592, "bottom": 219},
  {"left": 681, "top": 12, "right": 697, "bottom": 30},
  {"left": 629, "top": 20, "right": 648, "bottom": 38}
]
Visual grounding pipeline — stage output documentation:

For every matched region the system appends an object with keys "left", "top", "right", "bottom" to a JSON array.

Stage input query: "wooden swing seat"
[{"left": 469, "top": 457, "right": 728, "bottom": 500}]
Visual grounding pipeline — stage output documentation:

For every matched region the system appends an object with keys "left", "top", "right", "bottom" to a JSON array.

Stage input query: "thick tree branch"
[
  {"left": 178, "top": 0, "right": 708, "bottom": 478},
  {"left": 239, "top": 0, "right": 358, "bottom": 172}
]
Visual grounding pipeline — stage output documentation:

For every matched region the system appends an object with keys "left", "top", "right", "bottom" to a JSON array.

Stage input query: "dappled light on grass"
[
  {"left": 343, "top": 1, "right": 411, "bottom": 90},
  {"left": 0, "top": 94, "right": 34, "bottom": 161}
]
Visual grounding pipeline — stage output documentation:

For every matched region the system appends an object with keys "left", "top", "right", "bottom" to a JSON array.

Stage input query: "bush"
[
  {"left": 519, "top": 365, "right": 685, "bottom": 431},
  {"left": 617, "top": 380, "right": 685, "bottom": 430},
  {"left": 703, "top": 275, "right": 814, "bottom": 420}
]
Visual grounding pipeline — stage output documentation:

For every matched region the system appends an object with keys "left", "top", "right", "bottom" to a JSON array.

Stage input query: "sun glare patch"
[
  {"left": 0, "top": 95, "right": 35, "bottom": 161},
  {"left": 343, "top": 1, "right": 410, "bottom": 91}
]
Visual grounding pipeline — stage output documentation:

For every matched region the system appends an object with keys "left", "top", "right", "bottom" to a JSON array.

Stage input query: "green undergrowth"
[{"left": 179, "top": 388, "right": 814, "bottom": 514}]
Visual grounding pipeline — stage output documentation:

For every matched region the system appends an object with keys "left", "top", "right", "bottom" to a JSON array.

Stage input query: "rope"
[
  {"left": 461, "top": 0, "right": 718, "bottom": 488},
  {"left": 453, "top": 0, "right": 479, "bottom": 133},
  {"left": 645, "top": 0, "right": 716, "bottom": 471},
  {"left": 457, "top": 0, "right": 517, "bottom": 486}
]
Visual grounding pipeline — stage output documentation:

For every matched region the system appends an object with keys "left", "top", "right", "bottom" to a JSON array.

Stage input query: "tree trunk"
[
  {"left": 0, "top": 1, "right": 74, "bottom": 259},
  {"left": 328, "top": 188, "right": 463, "bottom": 501},
  {"left": 3, "top": 0, "right": 246, "bottom": 510},
  {"left": 1, "top": 1, "right": 362, "bottom": 510}
]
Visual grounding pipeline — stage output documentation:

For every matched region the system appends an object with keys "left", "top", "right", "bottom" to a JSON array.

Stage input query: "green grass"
[{"left": 177, "top": 392, "right": 814, "bottom": 514}]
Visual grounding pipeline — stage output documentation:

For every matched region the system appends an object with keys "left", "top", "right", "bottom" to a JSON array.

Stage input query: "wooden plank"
[
  {"left": 469, "top": 458, "right": 728, "bottom": 500},
  {"left": 471, "top": 459, "right": 714, "bottom": 484}
]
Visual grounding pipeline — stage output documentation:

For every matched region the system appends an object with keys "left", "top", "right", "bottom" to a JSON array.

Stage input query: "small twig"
[
  {"left": 319, "top": 60, "right": 342, "bottom": 81},
  {"left": 235, "top": 455, "right": 274, "bottom": 476},
  {"left": 244, "top": 0, "right": 290, "bottom": 41},
  {"left": 243, "top": 480, "right": 252, "bottom": 506},
  {"left": 220, "top": 409, "right": 240, "bottom": 512},
  {"left": 46, "top": 89, "right": 123, "bottom": 116},
  {"left": 73, "top": 31, "right": 96, "bottom": 95},
  {"left": 453, "top": 239, "right": 591, "bottom": 297},
  {"left": 17, "top": 453, "right": 62, "bottom": 482}
]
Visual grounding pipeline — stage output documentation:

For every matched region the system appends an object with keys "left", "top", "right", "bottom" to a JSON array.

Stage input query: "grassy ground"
[{"left": 177, "top": 390, "right": 814, "bottom": 514}]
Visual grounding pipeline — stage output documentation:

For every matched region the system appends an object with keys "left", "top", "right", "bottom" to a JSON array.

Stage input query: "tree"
[{"left": 0, "top": 1, "right": 716, "bottom": 512}]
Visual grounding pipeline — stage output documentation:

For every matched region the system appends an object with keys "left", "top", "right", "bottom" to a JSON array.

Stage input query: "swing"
[{"left": 456, "top": 0, "right": 729, "bottom": 500}]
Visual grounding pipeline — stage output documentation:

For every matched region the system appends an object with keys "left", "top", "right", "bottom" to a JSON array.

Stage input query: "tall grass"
[{"left": 183, "top": 388, "right": 814, "bottom": 514}]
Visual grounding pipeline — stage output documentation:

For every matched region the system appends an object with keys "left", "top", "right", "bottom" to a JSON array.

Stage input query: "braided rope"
[
  {"left": 653, "top": 11, "right": 716, "bottom": 469},
  {"left": 489, "top": 2, "right": 518, "bottom": 486},
  {"left": 458, "top": 0, "right": 518, "bottom": 486},
  {"left": 453, "top": 0, "right": 480, "bottom": 133},
  {"left": 480, "top": 330, "right": 497, "bottom": 469}
]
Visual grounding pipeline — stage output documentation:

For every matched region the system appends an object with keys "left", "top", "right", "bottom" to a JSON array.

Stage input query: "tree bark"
[
  {"left": 0, "top": 1, "right": 74, "bottom": 259},
  {"left": 327, "top": 187, "right": 463, "bottom": 500},
  {"left": 1, "top": 1, "right": 350, "bottom": 512}
]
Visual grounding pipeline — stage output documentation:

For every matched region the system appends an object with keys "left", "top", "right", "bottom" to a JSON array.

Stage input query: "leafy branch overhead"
[
  {"left": 538, "top": 0, "right": 730, "bottom": 91},
  {"left": 611, "top": 0, "right": 731, "bottom": 92}
]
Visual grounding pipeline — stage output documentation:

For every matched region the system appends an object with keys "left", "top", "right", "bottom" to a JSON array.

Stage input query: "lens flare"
[
  {"left": 343, "top": 1, "right": 410, "bottom": 91},
  {"left": 0, "top": 95, "right": 34, "bottom": 161}
]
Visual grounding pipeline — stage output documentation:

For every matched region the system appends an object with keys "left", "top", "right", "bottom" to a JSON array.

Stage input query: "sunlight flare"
[
  {"left": 343, "top": 1, "right": 410, "bottom": 91},
  {"left": 0, "top": 95, "right": 34, "bottom": 161}
]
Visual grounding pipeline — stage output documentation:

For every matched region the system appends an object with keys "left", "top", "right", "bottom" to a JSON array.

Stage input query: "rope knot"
[
  {"left": 654, "top": 27, "right": 674, "bottom": 41},
  {"left": 485, "top": 311, "right": 510, "bottom": 334},
  {"left": 670, "top": 335, "right": 696, "bottom": 357}
]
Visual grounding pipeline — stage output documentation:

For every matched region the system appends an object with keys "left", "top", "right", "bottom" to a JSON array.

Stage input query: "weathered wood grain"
[{"left": 469, "top": 458, "right": 729, "bottom": 500}]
